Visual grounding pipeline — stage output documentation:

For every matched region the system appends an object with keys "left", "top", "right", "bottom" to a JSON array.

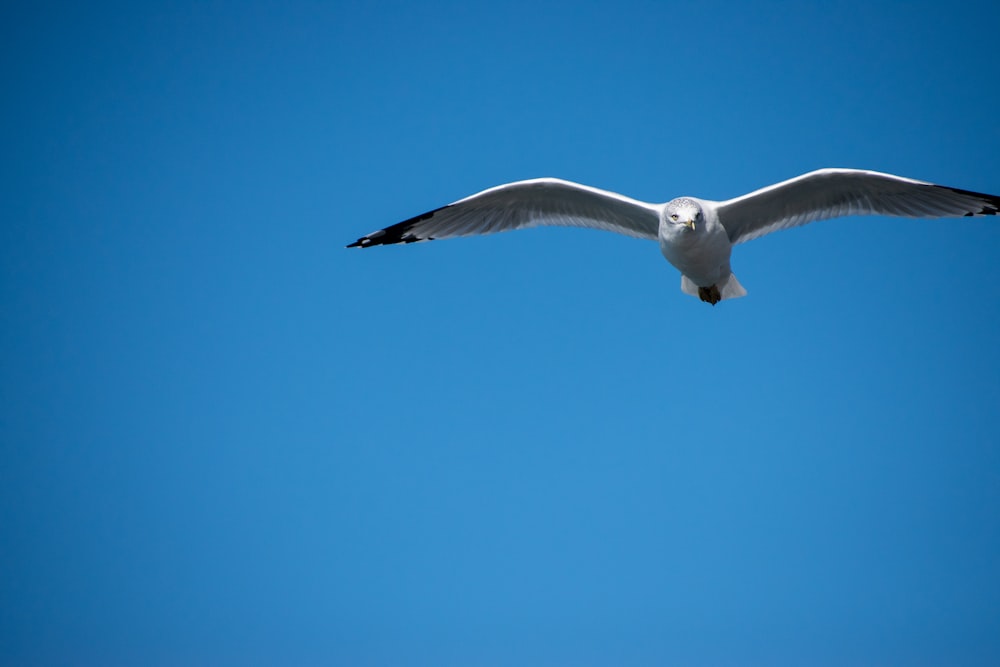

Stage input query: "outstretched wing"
[
  {"left": 716, "top": 169, "right": 1000, "bottom": 245},
  {"left": 347, "top": 178, "right": 661, "bottom": 248}
]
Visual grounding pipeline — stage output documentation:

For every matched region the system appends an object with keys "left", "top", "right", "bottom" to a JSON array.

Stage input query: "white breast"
[{"left": 657, "top": 208, "right": 734, "bottom": 288}]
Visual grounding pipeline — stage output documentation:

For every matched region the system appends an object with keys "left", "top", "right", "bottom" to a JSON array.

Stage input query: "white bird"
[{"left": 347, "top": 169, "right": 999, "bottom": 304}]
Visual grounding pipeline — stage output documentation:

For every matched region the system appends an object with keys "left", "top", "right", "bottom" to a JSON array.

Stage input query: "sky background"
[{"left": 3, "top": 1, "right": 1000, "bottom": 665}]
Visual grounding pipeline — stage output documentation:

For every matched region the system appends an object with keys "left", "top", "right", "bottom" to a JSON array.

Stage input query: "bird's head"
[{"left": 663, "top": 198, "right": 702, "bottom": 232}]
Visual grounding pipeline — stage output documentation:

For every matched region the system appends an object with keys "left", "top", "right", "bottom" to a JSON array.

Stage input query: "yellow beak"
[{"left": 684, "top": 220, "right": 696, "bottom": 230}]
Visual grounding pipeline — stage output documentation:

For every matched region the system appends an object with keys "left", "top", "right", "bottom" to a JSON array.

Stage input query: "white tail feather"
[{"left": 680, "top": 273, "right": 748, "bottom": 301}]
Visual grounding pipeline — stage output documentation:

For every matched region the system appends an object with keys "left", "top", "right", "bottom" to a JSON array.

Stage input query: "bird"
[{"left": 347, "top": 169, "right": 999, "bottom": 304}]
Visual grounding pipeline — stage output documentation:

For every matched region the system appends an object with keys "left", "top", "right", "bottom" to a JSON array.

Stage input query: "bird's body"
[
  {"left": 656, "top": 197, "right": 742, "bottom": 304},
  {"left": 348, "top": 169, "right": 1000, "bottom": 304}
]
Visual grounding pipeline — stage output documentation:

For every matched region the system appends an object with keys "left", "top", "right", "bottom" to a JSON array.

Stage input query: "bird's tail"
[{"left": 681, "top": 273, "right": 748, "bottom": 301}]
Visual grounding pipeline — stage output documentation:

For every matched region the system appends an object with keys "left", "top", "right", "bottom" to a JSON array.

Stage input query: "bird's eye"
[{"left": 670, "top": 214, "right": 679, "bottom": 221}]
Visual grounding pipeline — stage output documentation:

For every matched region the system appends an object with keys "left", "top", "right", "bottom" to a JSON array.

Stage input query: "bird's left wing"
[
  {"left": 347, "top": 178, "right": 661, "bottom": 248},
  {"left": 715, "top": 168, "right": 1000, "bottom": 245}
]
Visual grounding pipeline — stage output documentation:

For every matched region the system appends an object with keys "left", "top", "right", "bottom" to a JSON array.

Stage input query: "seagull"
[{"left": 347, "top": 169, "right": 999, "bottom": 304}]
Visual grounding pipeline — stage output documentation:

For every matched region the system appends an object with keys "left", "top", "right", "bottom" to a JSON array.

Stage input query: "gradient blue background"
[{"left": 3, "top": 1, "right": 1000, "bottom": 665}]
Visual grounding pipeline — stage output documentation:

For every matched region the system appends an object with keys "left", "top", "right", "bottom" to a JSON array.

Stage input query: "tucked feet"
[{"left": 698, "top": 285, "right": 722, "bottom": 305}]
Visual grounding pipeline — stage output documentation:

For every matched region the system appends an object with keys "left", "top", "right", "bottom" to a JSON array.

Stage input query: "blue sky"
[{"left": 2, "top": 1, "right": 1000, "bottom": 665}]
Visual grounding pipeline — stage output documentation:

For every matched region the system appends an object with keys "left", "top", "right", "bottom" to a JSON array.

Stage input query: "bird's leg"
[{"left": 698, "top": 285, "right": 722, "bottom": 305}]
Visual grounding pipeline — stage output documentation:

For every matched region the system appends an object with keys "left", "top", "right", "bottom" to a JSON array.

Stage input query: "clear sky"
[{"left": 3, "top": 1, "right": 1000, "bottom": 665}]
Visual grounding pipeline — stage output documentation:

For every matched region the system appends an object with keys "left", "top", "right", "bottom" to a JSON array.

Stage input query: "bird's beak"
[{"left": 684, "top": 219, "right": 696, "bottom": 230}]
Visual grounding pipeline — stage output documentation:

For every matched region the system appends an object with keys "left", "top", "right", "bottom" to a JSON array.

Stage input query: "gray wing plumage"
[
  {"left": 716, "top": 168, "right": 1000, "bottom": 245},
  {"left": 347, "top": 178, "right": 661, "bottom": 248}
]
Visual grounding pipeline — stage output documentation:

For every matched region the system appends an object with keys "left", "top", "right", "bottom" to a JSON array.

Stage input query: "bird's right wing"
[
  {"left": 347, "top": 178, "right": 661, "bottom": 248},
  {"left": 716, "top": 168, "right": 1000, "bottom": 245}
]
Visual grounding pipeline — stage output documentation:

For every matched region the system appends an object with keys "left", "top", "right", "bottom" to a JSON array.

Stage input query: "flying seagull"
[{"left": 347, "top": 169, "right": 999, "bottom": 304}]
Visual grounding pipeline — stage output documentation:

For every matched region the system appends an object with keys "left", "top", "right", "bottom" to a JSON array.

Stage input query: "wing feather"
[
  {"left": 716, "top": 169, "right": 1000, "bottom": 245},
  {"left": 348, "top": 178, "right": 661, "bottom": 248}
]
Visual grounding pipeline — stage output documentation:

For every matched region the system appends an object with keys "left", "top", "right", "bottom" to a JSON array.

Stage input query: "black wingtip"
[
  {"left": 346, "top": 204, "right": 451, "bottom": 249},
  {"left": 937, "top": 184, "right": 1000, "bottom": 216}
]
